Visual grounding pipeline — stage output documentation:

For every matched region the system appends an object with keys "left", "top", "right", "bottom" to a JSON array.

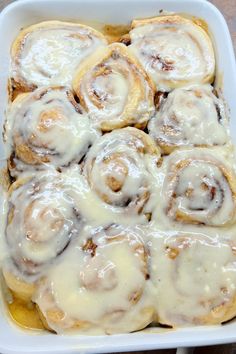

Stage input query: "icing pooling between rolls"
[
  {"left": 2, "top": 15, "right": 236, "bottom": 334},
  {"left": 4, "top": 146, "right": 236, "bottom": 332}
]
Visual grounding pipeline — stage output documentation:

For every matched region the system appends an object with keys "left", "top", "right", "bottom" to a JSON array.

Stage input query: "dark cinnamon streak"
[
  {"left": 151, "top": 54, "right": 174, "bottom": 71},
  {"left": 82, "top": 238, "right": 98, "bottom": 257}
]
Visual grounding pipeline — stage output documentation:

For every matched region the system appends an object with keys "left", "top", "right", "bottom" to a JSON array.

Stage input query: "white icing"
[
  {"left": 146, "top": 148, "right": 236, "bottom": 230},
  {"left": 148, "top": 85, "right": 229, "bottom": 150},
  {"left": 5, "top": 171, "right": 82, "bottom": 279},
  {"left": 1, "top": 17, "right": 236, "bottom": 335},
  {"left": 82, "top": 127, "right": 160, "bottom": 216},
  {"left": 76, "top": 44, "right": 154, "bottom": 129},
  {"left": 35, "top": 226, "right": 153, "bottom": 333},
  {"left": 130, "top": 18, "right": 215, "bottom": 91},
  {"left": 12, "top": 22, "right": 107, "bottom": 87},
  {"left": 150, "top": 233, "right": 236, "bottom": 325},
  {"left": 6, "top": 87, "right": 100, "bottom": 173},
  {"left": 62, "top": 165, "right": 149, "bottom": 226}
]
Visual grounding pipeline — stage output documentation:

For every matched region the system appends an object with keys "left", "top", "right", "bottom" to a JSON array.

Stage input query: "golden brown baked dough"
[
  {"left": 82, "top": 127, "right": 160, "bottom": 217},
  {"left": 151, "top": 234, "right": 236, "bottom": 326},
  {"left": 148, "top": 85, "right": 229, "bottom": 154},
  {"left": 3, "top": 14, "right": 236, "bottom": 335},
  {"left": 6, "top": 86, "right": 100, "bottom": 176},
  {"left": 34, "top": 225, "right": 154, "bottom": 334},
  {"left": 3, "top": 171, "right": 83, "bottom": 300},
  {"left": 11, "top": 21, "right": 107, "bottom": 91},
  {"left": 129, "top": 15, "right": 215, "bottom": 91},
  {"left": 73, "top": 43, "right": 155, "bottom": 131},
  {"left": 3, "top": 270, "right": 36, "bottom": 302},
  {"left": 162, "top": 149, "right": 236, "bottom": 226}
]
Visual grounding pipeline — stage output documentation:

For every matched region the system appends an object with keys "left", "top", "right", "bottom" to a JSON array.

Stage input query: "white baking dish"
[{"left": 0, "top": 0, "right": 236, "bottom": 353}]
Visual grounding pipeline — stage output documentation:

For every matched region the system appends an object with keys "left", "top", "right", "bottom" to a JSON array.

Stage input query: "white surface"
[{"left": 0, "top": 0, "right": 236, "bottom": 353}]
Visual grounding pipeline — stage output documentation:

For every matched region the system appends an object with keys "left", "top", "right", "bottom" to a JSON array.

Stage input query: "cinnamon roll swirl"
[
  {"left": 73, "top": 43, "right": 155, "bottom": 131},
  {"left": 163, "top": 149, "right": 236, "bottom": 226},
  {"left": 82, "top": 127, "right": 160, "bottom": 217},
  {"left": 129, "top": 15, "right": 215, "bottom": 91},
  {"left": 35, "top": 225, "right": 154, "bottom": 333},
  {"left": 148, "top": 85, "right": 229, "bottom": 154},
  {"left": 3, "top": 171, "right": 82, "bottom": 299},
  {"left": 151, "top": 234, "right": 236, "bottom": 326},
  {"left": 11, "top": 21, "right": 107, "bottom": 91},
  {"left": 7, "top": 87, "right": 100, "bottom": 175}
]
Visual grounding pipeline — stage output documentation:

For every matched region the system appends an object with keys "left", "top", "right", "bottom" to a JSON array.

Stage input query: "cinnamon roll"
[
  {"left": 162, "top": 149, "right": 236, "bottom": 226},
  {"left": 11, "top": 21, "right": 107, "bottom": 91},
  {"left": 129, "top": 15, "right": 215, "bottom": 91},
  {"left": 151, "top": 234, "right": 236, "bottom": 326},
  {"left": 148, "top": 85, "right": 229, "bottom": 154},
  {"left": 3, "top": 171, "right": 82, "bottom": 300},
  {"left": 34, "top": 224, "right": 154, "bottom": 333},
  {"left": 7, "top": 87, "right": 100, "bottom": 175},
  {"left": 82, "top": 127, "right": 160, "bottom": 217},
  {"left": 73, "top": 43, "right": 155, "bottom": 131}
]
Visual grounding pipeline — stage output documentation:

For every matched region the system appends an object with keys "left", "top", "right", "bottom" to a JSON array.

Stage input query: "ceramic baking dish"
[{"left": 0, "top": 0, "right": 236, "bottom": 353}]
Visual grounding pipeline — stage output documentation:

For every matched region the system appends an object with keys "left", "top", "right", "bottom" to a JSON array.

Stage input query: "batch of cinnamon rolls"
[{"left": 2, "top": 13, "right": 236, "bottom": 334}]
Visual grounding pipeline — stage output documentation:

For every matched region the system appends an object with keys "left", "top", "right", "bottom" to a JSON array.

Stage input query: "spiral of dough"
[
  {"left": 129, "top": 15, "right": 215, "bottom": 91},
  {"left": 148, "top": 85, "right": 229, "bottom": 154},
  {"left": 11, "top": 21, "right": 107, "bottom": 90},
  {"left": 151, "top": 234, "right": 236, "bottom": 326},
  {"left": 34, "top": 224, "right": 153, "bottom": 333},
  {"left": 73, "top": 43, "right": 155, "bottom": 131},
  {"left": 82, "top": 127, "right": 160, "bottom": 217},
  {"left": 163, "top": 149, "right": 236, "bottom": 226},
  {"left": 7, "top": 86, "right": 100, "bottom": 175},
  {"left": 3, "top": 171, "right": 83, "bottom": 299}
]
